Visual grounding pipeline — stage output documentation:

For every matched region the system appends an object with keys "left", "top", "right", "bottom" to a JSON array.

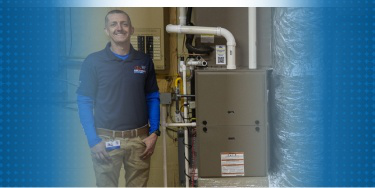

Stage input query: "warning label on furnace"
[{"left": 221, "top": 152, "right": 245, "bottom": 177}]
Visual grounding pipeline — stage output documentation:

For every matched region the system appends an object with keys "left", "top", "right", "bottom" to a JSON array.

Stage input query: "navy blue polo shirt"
[{"left": 76, "top": 42, "right": 159, "bottom": 131}]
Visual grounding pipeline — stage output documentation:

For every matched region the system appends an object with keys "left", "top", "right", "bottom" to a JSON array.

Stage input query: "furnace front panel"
[{"left": 196, "top": 70, "right": 269, "bottom": 177}]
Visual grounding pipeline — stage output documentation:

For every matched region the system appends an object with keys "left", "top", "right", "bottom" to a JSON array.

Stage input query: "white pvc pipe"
[
  {"left": 166, "top": 122, "right": 197, "bottom": 127},
  {"left": 187, "top": 59, "right": 207, "bottom": 66},
  {"left": 161, "top": 105, "right": 168, "bottom": 187},
  {"left": 181, "top": 61, "right": 190, "bottom": 187},
  {"left": 249, "top": 7, "right": 257, "bottom": 69},
  {"left": 179, "top": 7, "right": 186, "bottom": 26},
  {"left": 166, "top": 24, "right": 237, "bottom": 70},
  {"left": 166, "top": 25, "right": 236, "bottom": 46}
]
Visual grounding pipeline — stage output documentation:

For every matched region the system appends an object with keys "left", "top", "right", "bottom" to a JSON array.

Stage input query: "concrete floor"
[{"left": 198, "top": 176, "right": 269, "bottom": 187}]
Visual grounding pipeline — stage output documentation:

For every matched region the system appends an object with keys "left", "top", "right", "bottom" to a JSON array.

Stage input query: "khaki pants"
[{"left": 92, "top": 134, "right": 150, "bottom": 187}]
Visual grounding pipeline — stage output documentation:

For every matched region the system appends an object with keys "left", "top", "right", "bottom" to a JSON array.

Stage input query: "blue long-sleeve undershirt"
[
  {"left": 146, "top": 91, "right": 160, "bottom": 134},
  {"left": 77, "top": 95, "right": 101, "bottom": 148},
  {"left": 77, "top": 92, "right": 160, "bottom": 148}
]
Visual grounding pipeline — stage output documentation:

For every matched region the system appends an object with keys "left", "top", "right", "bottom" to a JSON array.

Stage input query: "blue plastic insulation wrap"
[{"left": 269, "top": 8, "right": 325, "bottom": 186}]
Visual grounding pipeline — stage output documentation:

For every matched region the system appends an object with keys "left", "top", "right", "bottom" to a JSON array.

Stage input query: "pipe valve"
[{"left": 187, "top": 56, "right": 208, "bottom": 67}]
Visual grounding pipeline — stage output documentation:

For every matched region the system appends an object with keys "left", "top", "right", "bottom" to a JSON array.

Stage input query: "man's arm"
[
  {"left": 140, "top": 91, "right": 160, "bottom": 159},
  {"left": 146, "top": 91, "right": 160, "bottom": 134},
  {"left": 77, "top": 94, "right": 101, "bottom": 147},
  {"left": 77, "top": 94, "right": 111, "bottom": 163}
]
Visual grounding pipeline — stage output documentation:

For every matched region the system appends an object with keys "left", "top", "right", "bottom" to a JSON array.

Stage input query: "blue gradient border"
[
  {"left": 0, "top": 0, "right": 373, "bottom": 187},
  {"left": 0, "top": 6, "right": 94, "bottom": 186},
  {"left": 321, "top": 7, "right": 374, "bottom": 186},
  {"left": 0, "top": 0, "right": 372, "bottom": 7}
]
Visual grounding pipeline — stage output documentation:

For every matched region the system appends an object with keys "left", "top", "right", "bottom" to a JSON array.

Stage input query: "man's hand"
[
  {"left": 140, "top": 133, "right": 158, "bottom": 159},
  {"left": 91, "top": 141, "right": 112, "bottom": 163}
]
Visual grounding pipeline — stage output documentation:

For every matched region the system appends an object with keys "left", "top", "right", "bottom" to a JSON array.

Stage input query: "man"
[{"left": 76, "top": 10, "right": 160, "bottom": 187}]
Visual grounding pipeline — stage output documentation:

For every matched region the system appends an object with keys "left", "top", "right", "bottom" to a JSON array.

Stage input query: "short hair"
[{"left": 105, "top": 10, "right": 132, "bottom": 27}]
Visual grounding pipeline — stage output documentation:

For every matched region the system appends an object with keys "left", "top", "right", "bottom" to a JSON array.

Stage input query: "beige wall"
[{"left": 65, "top": 7, "right": 166, "bottom": 70}]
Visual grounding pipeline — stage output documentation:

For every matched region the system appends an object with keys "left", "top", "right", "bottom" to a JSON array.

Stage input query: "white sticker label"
[
  {"left": 105, "top": 140, "right": 121, "bottom": 150},
  {"left": 221, "top": 152, "right": 245, "bottom": 177},
  {"left": 216, "top": 45, "right": 226, "bottom": 65}
]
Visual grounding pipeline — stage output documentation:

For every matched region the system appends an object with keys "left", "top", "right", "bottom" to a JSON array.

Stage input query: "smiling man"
[{"left": 76, "top": 10, "right": 160, "bottom": 187}]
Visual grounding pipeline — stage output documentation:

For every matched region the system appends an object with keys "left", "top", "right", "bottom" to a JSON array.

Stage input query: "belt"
[{"left": 97, "top": 125, "right": 149, "bottom": 139}]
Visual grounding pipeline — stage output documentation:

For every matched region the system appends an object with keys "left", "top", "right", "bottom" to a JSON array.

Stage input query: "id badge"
[{"left": 105, "top": 140, "right": 120, "bottom": 151}]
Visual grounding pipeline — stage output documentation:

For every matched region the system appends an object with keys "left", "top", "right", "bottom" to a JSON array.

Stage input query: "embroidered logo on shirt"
[{"left": 134, "top": 66, "right": 147, "bottom": 74}]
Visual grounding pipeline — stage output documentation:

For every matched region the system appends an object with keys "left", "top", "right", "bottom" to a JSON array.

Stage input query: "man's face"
[{"left": 105, "top": 13, "right": 134, "bottom": 44}]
